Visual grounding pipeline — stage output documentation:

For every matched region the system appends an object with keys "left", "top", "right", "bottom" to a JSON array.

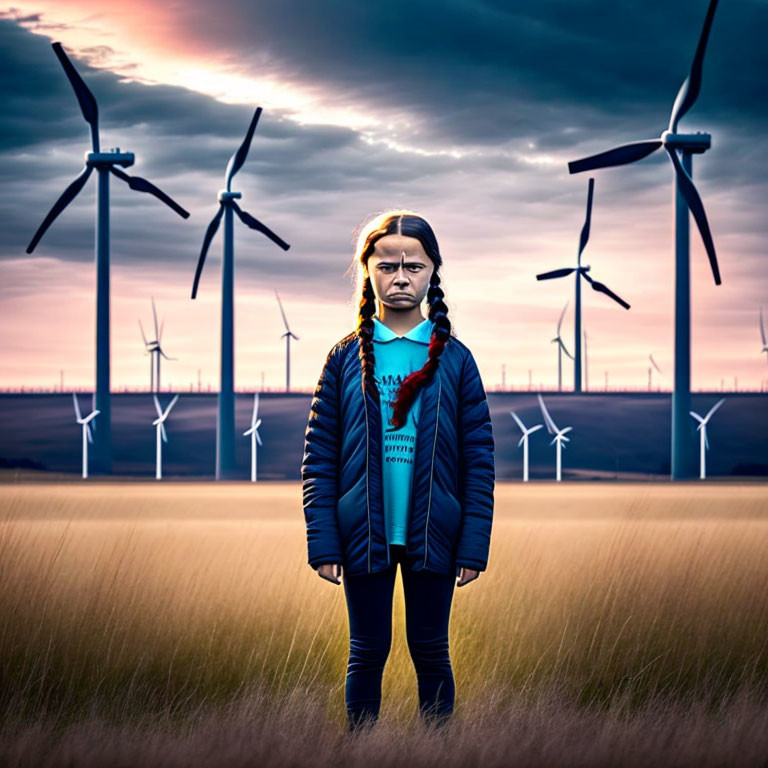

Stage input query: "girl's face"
[{"left": 366, "top": 234, "right": 434, "bottom": 312}]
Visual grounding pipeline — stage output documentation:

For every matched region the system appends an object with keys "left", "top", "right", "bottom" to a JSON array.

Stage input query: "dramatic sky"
[{"left": 1, "top": 0, "right": 766, "bottom": 392}]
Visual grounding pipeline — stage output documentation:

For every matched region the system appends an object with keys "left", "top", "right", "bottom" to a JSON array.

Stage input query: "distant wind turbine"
[
  {"left": 139, "top": 297, "right": 177, "bottom": 392},
  {"left": 243, "top": 393, "right": 264, "bottom": 482},
  {"left": 152, "top": 394, "right": 179, "bottom": 480},
  {"left": 689, "top": 398, "right": 725, "bottom": 479},
  {"left": 649, "top": 354, "right": 663, "bottom": 391},
  {"left": 27, "top": 42, "right": 189, "bottom": 475},
  {"left": 537, "top": 394, "right": 572, "bottom": 482},
  {"left": 275, "top": 290, "right": 299, "bottom": 392},
  {"left": 760, "top": 308, "right": 768, "bottom": 364},
  {"left": 567, "top": 0, "right": 723, "bottom": 478},
  {"left": 72, "top": 393, "right": 99, "bottom": 479},
  {"left": 537, "top": 178, "right": 630, "bottom": 393},
  {"left": 551, "top": 302, "right": 573, "bottom": 392},
  {"left": 510, "top": 411, "right": 543, "bottom": 482},
  {"left": 190, "top": 107, "right": 291, "bottom": 479}
]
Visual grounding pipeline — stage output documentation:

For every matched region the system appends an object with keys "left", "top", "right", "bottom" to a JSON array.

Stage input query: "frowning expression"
[{"left": 366, "top": 235, "right": 434, "bottom": 311}]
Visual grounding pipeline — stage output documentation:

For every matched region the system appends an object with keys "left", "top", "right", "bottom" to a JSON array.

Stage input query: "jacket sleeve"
[
  {"left": 455, "top": 348, "right": 495, "bottom": 572},
  {"left": 301, "top": 343, "right": 344, "bottom": 570}
]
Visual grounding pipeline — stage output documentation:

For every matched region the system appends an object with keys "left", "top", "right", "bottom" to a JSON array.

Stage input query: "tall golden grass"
[{"left": 0, "top": 481, "right": 767, "bottom": 766}]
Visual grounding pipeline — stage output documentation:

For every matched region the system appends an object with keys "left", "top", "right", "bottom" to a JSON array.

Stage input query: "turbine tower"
[
  {"left": 537, "top": 177, "right": 630, "bottom": 392},
  {"left": 152, "top": 394, "right": 179, "bottom": 480},
  {"left": 551, "top": 302, "right": 574, "bottom": 392},
  {"left": 72, "top": 393, "right": 99, "bottom": 479},
  {"left": 191, "top": 107, "right": 291, "bottom": 479},
  {"left": 567, "top": 0, "right": 722, "bottom": 478},
  {"left": 139, "top": 297, "right": 177, "bottom": 392},
  {"left": 27, "top": 43, "right": 189, "bottom": 475},
  {"left": 510, "top": 411, "right": 543, "bottom": 482},
  {"left": 537, "top": 394, "right": 572, "bottom": 482},
  {"left": 275, "top": 289, "right": 299, "bottom": 392},
  {"left": 243, "top": 393, "right": 264, "bottom": 482},
  {"left": 689, "top": 398, "right": 725, "bottom": 479}
]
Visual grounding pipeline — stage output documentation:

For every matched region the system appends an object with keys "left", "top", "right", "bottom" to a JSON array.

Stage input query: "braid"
[
  {"left": 357, "top": 273, "right": 380, "bottom": 406},
  {"left": 388, "top": 270, "right": 451, "bottom": 429}
]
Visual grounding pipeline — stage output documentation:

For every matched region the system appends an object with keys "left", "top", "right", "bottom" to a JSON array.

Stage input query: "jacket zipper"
[
  {"left": 362, "top": 383, "right": 372, "bottom": 574},
  {"left": 423, "top": 375, "right": 441, "bottom": 568}
]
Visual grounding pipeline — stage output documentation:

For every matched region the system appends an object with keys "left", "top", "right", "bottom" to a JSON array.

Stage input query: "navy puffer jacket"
[{"left": 302, "top": 330, "right": 495, "bottom": 578}]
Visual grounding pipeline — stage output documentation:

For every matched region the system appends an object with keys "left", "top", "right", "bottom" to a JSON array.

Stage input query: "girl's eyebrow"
[{"left": 376, "top": 259, "right": 426, "bottom": 266}]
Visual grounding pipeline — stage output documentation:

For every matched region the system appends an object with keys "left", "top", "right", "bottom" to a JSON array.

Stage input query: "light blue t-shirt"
[{"left": 372, "top": 316, "right": 433, "bottom": 546}]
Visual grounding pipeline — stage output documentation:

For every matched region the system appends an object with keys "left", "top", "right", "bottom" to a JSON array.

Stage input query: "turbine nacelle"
[
  {"left": 218, "top": 190, "right": 243, "bottom": 203},
  {"left": 85, "top": 151, "right": 135, "bottom": 168}
]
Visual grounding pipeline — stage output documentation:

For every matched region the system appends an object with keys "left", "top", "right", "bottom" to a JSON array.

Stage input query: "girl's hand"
[
  {"left": 457, "top": 567, "right": 479, "bottom": 587},
  {"left": 317, "top": 563, "right": 343, "bottom": 584}
]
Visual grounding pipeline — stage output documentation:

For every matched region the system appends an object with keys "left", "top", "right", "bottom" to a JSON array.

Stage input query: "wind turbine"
[
  {"left": 26, "top": 43, "right": 189, "bottom": 475},
  {"left": 567, "top": 0, "right": 722, "bottom": 479},
  {"left": 275, "top": 289, "right": 299, "bottom": 391},
  {"left": 551, "top": 302, "right": 574, "bottom": 392},
  {"left": 760, "top": 308, "right": 768, "bottom": 364},
  {"left": 510, "top": 411, "right": 543, "bottom": 482},
  {"left": 243, "top": 393, "right": 264, "bottom": 482},
  {"left": 537, "top": 394, "right": 572, "bottom": 482},
  {"left": 139, "top": 297, "right": 177, "bottom": 392},
  {"left": 537, "top": 177, "right": 630, "bottom": 393},
  {"left": 649, "top": 354, "right": 663, "bottom": 391},
  {"left": 689, "top": 398, "right": 725, "bottom": 479},
  {"left": 191, "top": 107, "right": 290, "bottom": 479},
  {"left": 72, "top": 393, "right": 99, "bottom": 479},
  {"left": 152, "top": 394, "right": 179, "bottom": 480}
]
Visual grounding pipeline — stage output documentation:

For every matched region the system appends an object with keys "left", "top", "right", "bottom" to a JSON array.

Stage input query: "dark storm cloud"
[{"left": 174, "top": 0, "right": 767, "bottom": 147}]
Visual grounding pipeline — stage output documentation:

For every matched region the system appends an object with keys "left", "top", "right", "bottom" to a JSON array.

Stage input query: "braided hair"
[{"left": 351, "top": 209, "right": 453, "bottom": 429}]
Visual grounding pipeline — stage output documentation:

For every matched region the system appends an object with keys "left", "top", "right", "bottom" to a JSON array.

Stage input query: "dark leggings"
[{"left": 342, "top": 544, "right": 456, "bottom": 730}]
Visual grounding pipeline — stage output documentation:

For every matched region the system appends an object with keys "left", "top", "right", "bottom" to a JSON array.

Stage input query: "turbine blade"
[
  {"left": 191, "top": 205, "right": 224, "bottom": 299},
  {"left": 704, "top": 429, "right": 709, "bottom": 451},
  {"left": 568, "top": 140, "right": 663, "bottom": 174},
  {"left": 164, "top": 394, "right": 179, "bottom": 417},
  {"left": 255, "top": 430, "right": 263, "bottom": 447},
  {"left": 582, "top": 272, "right": 631, "bottom": 309},
  {"left": 705, "top": 397, "right": 725, "bottom": 421},
  {"left": 153, "top": 394, "right": 163, "bottom": 418},
  {"left": 557, "top": 301, "right": 569, "bottom": 334},
  {"left": 275, "top": 289, "right": 290, "bottom": 331},
  {"left": 509, "top": 410, "right": 526, "bottom": 433},
  {"left": 760, "top": 307, "right": 766, "bottom": 347},
  {"left": 51, "top": 42, "right": 99, "bottom": 151},
  {"left": 517, "top": 435, "right": 526, "bottom": 448},
  {"left": 26, "top": 165, "right": 94, "bottom": 253},
  {"left": 529, "top": 424, "right": 544, "bottom": 434},
  {"left": 161, "top": 422, "right": 168, "bottom": 443},
  {"left": 110, "top": 167, "right": 189, "bottom": 218},
  {"left": 537, "top": 393, "right": 558, "bottom": 434},
  {"left": 85, "top": 423, "right": 93, "bottom": 444},
  {"left": 578, "top": 177, "right": 594, "bottom": 261},
  {"left": 72, "top": 392, "right": 82, "bottom": 422},
  {"left": 225, "top": 106, "right": 262, "bottom": 188},
  {"left": 138, "top": 319, "right": 148, "bottom": 346},
  {"left": 230, "top": 201, "right": 290, "bottom": 250},
  {"left": 151, "top": 297, "right": 159, "bottom": 340},
  {"left": 559, "top": 339, "right": 574, "bottom": 360},
  {"left": 668, "top": 0, "right": 720, "bottom": 132},
  {"left": 689, "top": 410, "right": 705, "bottom": 424},
  {"left": 537, "top": 268, "right": 576, "bottom": 281},
  {"left": 665, "top": 145, "right": 721, "bottom": 285},
  {"left": 252, "top": 394, "right": 260, "bottom": 426},
  {"left": 650, "top": 353, "right": 662, "bottom": 374},
  {"left": 159, "top": 350, "right": 177, "bottom": 361}
]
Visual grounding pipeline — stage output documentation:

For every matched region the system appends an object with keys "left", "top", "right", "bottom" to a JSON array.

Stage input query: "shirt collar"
[{"left": 373, "top": 316, "right": 433, "bottom": 344}]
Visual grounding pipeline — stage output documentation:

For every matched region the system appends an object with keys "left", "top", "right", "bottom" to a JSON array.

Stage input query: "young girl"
[{"left": 302, "top": 209, "right": 495, "bottom": 731}]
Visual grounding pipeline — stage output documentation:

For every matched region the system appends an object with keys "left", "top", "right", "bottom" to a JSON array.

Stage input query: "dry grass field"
[{"left": 1, "top": 479, "right": 767, "bottom": 767}]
